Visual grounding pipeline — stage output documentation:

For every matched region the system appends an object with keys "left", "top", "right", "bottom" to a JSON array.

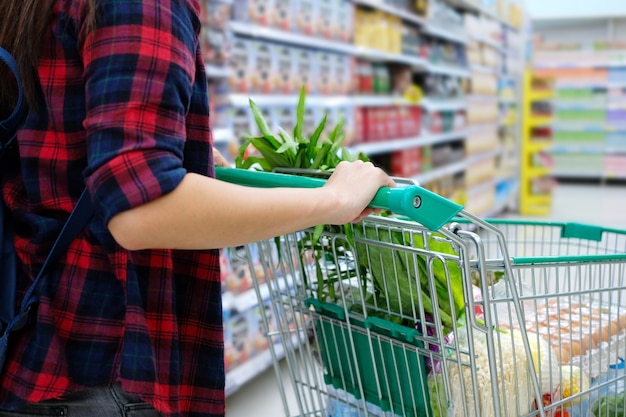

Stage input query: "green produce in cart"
[{"left": 235, "top": 87, "right": 465, "bottom": 333}]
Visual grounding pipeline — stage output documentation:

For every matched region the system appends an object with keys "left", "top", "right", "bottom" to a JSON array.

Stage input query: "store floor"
[{"left": 224, "top": 181, "right": 626, "bottom": 417}]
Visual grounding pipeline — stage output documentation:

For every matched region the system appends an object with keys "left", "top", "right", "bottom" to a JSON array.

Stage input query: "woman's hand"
[
  {"left": 212, "top": 146, "right": 230, "bottom": 168},
  {"left": 323, "top": 160, "right": 396, "bottom": 224}
]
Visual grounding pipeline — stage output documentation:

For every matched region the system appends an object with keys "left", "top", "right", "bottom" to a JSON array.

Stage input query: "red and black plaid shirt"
[{"left": 0, "top": 1, "right": 224, "bottom": 415}]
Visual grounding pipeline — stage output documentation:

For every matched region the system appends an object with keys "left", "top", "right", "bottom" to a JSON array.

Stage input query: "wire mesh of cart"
[{"left": 216, "top": 167, "right": 626, "bottom": 417}]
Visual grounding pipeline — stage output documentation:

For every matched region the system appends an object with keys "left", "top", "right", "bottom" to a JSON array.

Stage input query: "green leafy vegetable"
[
  {"left": 591, "top": 391, "right": 625, "bottom": 417},
  {"left": 234, "top": 88, "right": 464, "bottom": 333}
]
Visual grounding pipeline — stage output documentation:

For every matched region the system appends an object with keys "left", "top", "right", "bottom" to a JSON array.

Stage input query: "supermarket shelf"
[
  {"left": 228, "top": 94, "right": 466, "bottom": 111},
  {"left": 467, "top": 95, "right": 500, "bottom": 103},
  {"left": 351, "top": 0, "right": 425, "bottom": 26},
  {"left": 553, "top": 103, "right": 606, "bottom": 111},
  {"left": 549, "top": 146, "right": 626, "bottom": 155},
  {"left": 420, "top": 98, "right": 467, "bottom": 111},
  {"left": 524, "top": 194, "right": 552, "bottom": 207},
  {"left": 205, "top": 65, "right": 231, "bottom": 78},
  {"left": 228, "top": 94, "right": 349, "bottom": 107},
  {"left": 526, "top": 166, "right": 552, "bottom": 178},
  {"left": 413, "top": 149, "right": 499, "bottom": 184},
  {"left": 535, "top": 62, "right": 626, "bottom": 69},
  {"left": 466, "top": 121, "right": 500, "bottom": 133},
  {"left": 422, "top": 23, "right": 468, "bottom": 44},
  {"left": 352, "top": 0, "right": 470, "bottom": 46},
  {"left": 485, "top": 180, "right": 519, "bottom": 218},
  {"left": 528, "top": 90, "right": 554, "bottom": 102},
  {"left": 466, "top": 178, "right": 497, "bottom": 195},
  {"left": 555, "top": 81, "right": 626, "bottom": 89},
  {"left": 445, "top": 0, "right": 518, "bottom": 31},
  {"left": 469, "top": 34, "right": 504, "bottom": 52},
  {"left": 350, "top": 130, "right": 467, "bottom": 155},
  {"left": 528, "top": 116, "right": 553, "bottom": 127},
  {"left": 552, "top": 123, "right": 626, "bottom": 133},
  {"left": 352, "top": 47, "right": 429, "bottom": 68},
  {"left": 552, "top": 171, "right": 604, "bottom": 179},
  {"left": 225, "top": 344, "right": 283, "bottom": 397},
  {"left": 351, "top": 95, "right": 416, "bottom": 107},
  {"left": 213, "top": 128, "right": 234, "bottom": 144},
  {"left": 499, "top": 96, "right": 517, "bottom": 105},
  {"left": 229, "top": 21, "right": 352, "bottom": 55},
  {"left": 426, "top": 63, "right": 471, "bottom": 78},
  {"left": 526, "top": 140, "right": 552, "bottom": 153},
  {"left": 470, "top": 64, "right": 499, "bottom": 75},
  {"left": 230, "top": 21, "right": 435, "bottom": 70}
]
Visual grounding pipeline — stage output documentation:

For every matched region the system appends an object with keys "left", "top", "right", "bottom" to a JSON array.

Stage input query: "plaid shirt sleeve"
[
  {"left": 82, "top": 0, "right": 197, "bottom": 223},
  {"left": 0, "top": 1, "right": 223, "bottom": 416}
]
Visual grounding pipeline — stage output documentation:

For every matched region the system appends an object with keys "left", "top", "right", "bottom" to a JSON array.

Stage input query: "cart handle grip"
[{"left": 215, "top": 167, "right": 463, "bottom": 231}]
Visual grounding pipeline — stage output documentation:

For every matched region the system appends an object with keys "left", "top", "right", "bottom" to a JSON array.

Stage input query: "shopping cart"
[{"left": 216, "top": 167, "right": 626, "bottom": 417}]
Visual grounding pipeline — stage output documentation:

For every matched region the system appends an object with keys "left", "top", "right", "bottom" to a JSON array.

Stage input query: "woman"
[{"left": 0, "top": 0, "right": 394, "bottom": 416}]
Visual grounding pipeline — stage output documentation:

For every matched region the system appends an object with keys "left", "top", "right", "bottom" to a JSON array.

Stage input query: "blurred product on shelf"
[
  {"left": 422, "top": 109, "right": 466, "bottom": 134},
  {"left": 431, "top": 139, "right": 465, "bottom": 168},
  {"left": 354, "top": 8, "right": 403, "bottom": 53},
  {"left": 200, "top": 0, "right": 232, "bottom": 65},
  {"left": 355, "top": 105, "right": 422, "bottom": 143},
  {"left": 520, "top": 70, "right": 554, "bottom": 215},
  {"left": 230, "top": 0, "right": 355, "bottom": 41},
  {"left": 465, "top": 127, "right": 498, "bottom": 155},
  {"left": 394, "top": 146, "right": 421, "bottom": 177},
  {"left": 466, "top": 98, "right": 499, "bottom": 124},
  {"left": 421, "top": 73, "right": 465, "bottom": 99},
  {"left": 228, "top": 38, "right": 355, "bottom": 96},
  {"left": 428, "top": 0, "right": 464, "bottom": 34}
]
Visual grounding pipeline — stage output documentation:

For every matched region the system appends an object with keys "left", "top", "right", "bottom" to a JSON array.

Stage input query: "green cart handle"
[{"left": 215, "top": 167, "right": 463, "bottom": 231}]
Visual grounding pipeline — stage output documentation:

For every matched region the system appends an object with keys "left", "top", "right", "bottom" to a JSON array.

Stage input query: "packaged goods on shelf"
[
  {"left": 401, "top": 24, "right": 421, "bottom": 57},
  {"left": 354, "top": 8, "right": 400, "bottom": 53},
  {"left": 200, "top": 0, "right": 232, "bottom": 66},
  {"left": 464, "top": 181, "right": 495, "bottom": 215},
  {"left": 294, "top": 0, "right": 316, "bottom": 36},
  {"left": 391, "top": 146, "right": 421, "bottom": 178},
  {"left": 423, "top": 110, "right": 466, "bottom": 134},
  {"left": 464, "top": 156, "right": 495, "bottom": 188},
  {"left": 466, "top": 99, "right": 499, "bottom": 124},
  {"left": 228, "top": 37, "right": 255, "bottom": 93},
  {"left": 224, "top": 311, "right": 250, "bottom": 372},
  {"left": 220, "top": 246, "right": 267, "bottom": 295},
  {"left": 208, "top": 79, "right": 231, "bottom": 129},
  {"left": 465, "top": 14, "right": 502, "bottom": 45},
  {"left": 465, "top": 127, "right": 498, "bottom": 155},
  {"left": 471, "top": 72, "right": 498, "bottom": 95},
  {"left": 423, "top": 36, "right": 468, "bottom": 68},
  {"left": 605, "top": 154, "right": 626, "bottom": 179},
  {"left": 223, "top": 294, "right": 279, "bottom": 374},
  {"left": 427, "top": 0, "right": 465, "bottom": 35},
  {"left": 532, "top": 151, "right": 553, "bottom": 169},
  {"left": 422, "top": 173, "right": 464, "bottom": 203},
  {"left": 431, "top": 140, "right": 465, "bottom": 168},
  {"left": 232, "top": 0, "right": 274, "bottom": 27},
  {"left": 421, "top": 73, "right": 465, "bottom": 99},
  {"left": 530, "top": 176, "right": 555, "bottom": 196},
  {"left": 357, "top": 106, "right": 421, "bottom": 143},
  {"left": 271, "top": 44, "right": 295, "bottom": 94}
]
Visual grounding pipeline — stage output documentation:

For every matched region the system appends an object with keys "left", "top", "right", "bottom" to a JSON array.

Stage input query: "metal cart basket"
[{"left": 216, "top": 167, "right": 626, "bottom": 417}]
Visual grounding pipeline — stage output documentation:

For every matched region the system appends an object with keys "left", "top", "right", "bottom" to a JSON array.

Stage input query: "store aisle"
[
  {"left": 224, "top": 181, "right": 626, "bottom": 417},
  {"left": 521, "top": 181, "right": 626, "bottom": 229}
]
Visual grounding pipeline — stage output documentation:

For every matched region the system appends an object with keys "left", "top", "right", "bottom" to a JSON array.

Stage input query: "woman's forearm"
[{"left": 108, "top": 161, "right": 393, "bottom": 250}]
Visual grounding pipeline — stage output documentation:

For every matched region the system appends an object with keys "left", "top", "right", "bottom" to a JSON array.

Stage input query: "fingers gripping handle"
[
  {"left": 215, "top": 167, "right": 463, "bottom": 231},
  {"left": 377, "top": 185, "right": 463, "bottom": 231}
]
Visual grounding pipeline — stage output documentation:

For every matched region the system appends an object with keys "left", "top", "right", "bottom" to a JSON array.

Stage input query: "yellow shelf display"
[{"left": 520, "top": 70, "right": 554, "bottom": 216}]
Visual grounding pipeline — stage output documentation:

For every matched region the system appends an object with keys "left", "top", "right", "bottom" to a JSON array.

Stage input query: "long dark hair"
[{"left": 0, "top": 0, "right": 98, "bottom": 116}]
